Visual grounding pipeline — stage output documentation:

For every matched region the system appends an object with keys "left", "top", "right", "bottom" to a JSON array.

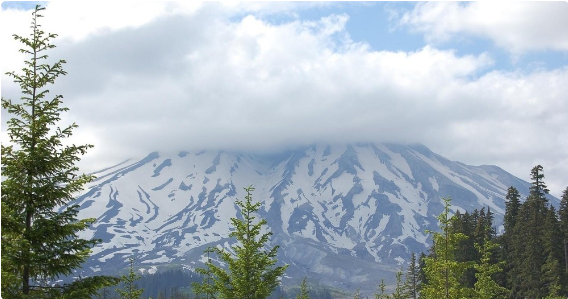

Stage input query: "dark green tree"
[
  {"left": 541, "top": 207, "right": 567, "bottom": 297},
  {"left": 402, "top": 252, "right": 420, "bottom": 299},
  {"left": 116, "top": 258, "right": 144, "bottom": 299},
  {"left": 193, "top": 186, "right": 288, "bottom": 299},
  {"left": 503, "top": 187, "right": 521, "bottom": 234},
  {"left": 559, "top": 186, "right": 568, "bottom": 278},
  {"left": 509, "top": 165, "right": 551, "bottom": 298},
  {"left": 1, "top": 5, "right": 118, "bottom": 298}
]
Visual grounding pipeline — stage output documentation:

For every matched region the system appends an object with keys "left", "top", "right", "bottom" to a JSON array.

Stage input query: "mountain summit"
[{"left": 74, "top": 143, "right": 547, "bottom": 291}]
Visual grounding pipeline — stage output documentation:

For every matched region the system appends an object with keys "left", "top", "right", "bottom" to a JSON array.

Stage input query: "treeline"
[
  {"left": 93, "top": 268, "right": 334, "bottom": 299},
  {"left": 381, "top": 165, "right": 568, "bottom": 299}
]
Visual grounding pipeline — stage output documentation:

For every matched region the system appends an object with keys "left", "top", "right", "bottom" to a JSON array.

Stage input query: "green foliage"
[
  {"left": 353, "top": 289, "right": 361, "bottom": 299},
  {"left": 193, "top": 186, "right": 288, "bottom": 299},
  {"left": 296, "top": 277, "right": 309, "bottom": 299},
  {"left": 1, "top": 5, "right": 117, "bottom": 298},
  {"left": 473, "top": 239, "right": 508, "bottom": 299},
  {"left": 402, "top": 252, "right": 420, "bottom": 299},
  {"left": 116, "top": 258, "right": 144, "bottom": 299},
  {"left": 391, "top": 270, "right": 405, "bottom": 299},
  {"left": 420, "top": 197, "right": 474, "bottom": 299},
  {"left": 375, "top": 279, "right": 389, "bottom": 299}
]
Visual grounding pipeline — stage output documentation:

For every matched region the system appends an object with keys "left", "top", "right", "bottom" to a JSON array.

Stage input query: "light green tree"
[
  {"left": 473, "top": 238, "right": 508, "bottom": 299},
  {"left": 353, "top": 289, "right": 361, "bottom": 299},
  {"left": 1, "top": 5, "right": 118, "bottom": 298},
  {"left": 116, "top": 258, "right": 144, "bottom": 299},
  {"left": 420, "top": 197, "right": 473, "bottom": 299},
  {"left": 375, "top": 279, "right": 389, "bottom": 299},
  {"left": 193, "top": 186, "right": 288, "bottom": 299},
  {"left": 297, "top": 277, "right": 310, "bottom": 299},
  {"left": 391, "top": 270, "right": 405, "bottom": 299}
]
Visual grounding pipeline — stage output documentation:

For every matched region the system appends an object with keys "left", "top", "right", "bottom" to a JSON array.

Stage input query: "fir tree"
[
  {"left": 402, "top": 253, "right": 420, "bottom": 299},
  {"left": 559, "top": 186, "right": 568, "bottom": 278},
  {"left": 473, "top": 238, "right": 508, "bottom": 299},
  {"left": 541, "top": 207, "right": 567, "bottom": 297},
  {"left": 353, "top": 289, "right": 361, "bottom": 299},
  {"left": 420, "top": 197, "right": 474, "bottom": 299},
  {"left": 116, "top": 258, "right": 144, "bottom": 299},
  {"left": 296, "top": 277, "right": 309, "bottom": 299},
  {"left": 504, "top": 187, "right": 521, "bottom": 234},
  {"left": 375, "top": 279, "right": 389, "bottom": 299},
  {"left": 391, "top": 270, "right": 405, "bottom": 299},
  {"left": 509, "top": 165, "right": 551, "bottom": 298},
  {"left": 1, "top": 5, "right": 118, "bottom": 297},
  {"left": 193, "top": 186, "right": 288, "bottom": 299}
]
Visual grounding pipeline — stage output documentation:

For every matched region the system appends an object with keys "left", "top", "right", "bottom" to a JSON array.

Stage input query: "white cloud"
[
  {"left": 1, "top": 2, "right": 567, "bottom": 197},
  {"left": 399, "top": 2, "right": 568, "bottom": 54}
]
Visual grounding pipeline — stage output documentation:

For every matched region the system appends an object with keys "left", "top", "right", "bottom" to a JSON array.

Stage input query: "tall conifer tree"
[
  {"left": 193, "top": 186, "right": 287, "bottom": 299},
  {"left": 1, "top": 5, "right": 118, "bottom": 297},
  {"left": 559, "top": 186, "right": 568, "bottom": 278},
  {"left": 421, "top": 197, "right": 474, "bottom": 299},
  {"left": 403, "top": 253, "right": 420, "bottom": 299},
  {"left": 509, "top": 165, "right": 551, "bottom": 298}
]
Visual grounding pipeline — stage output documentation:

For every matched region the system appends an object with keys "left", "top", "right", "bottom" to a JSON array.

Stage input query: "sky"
[{"left": 1, "top": 1, "right": 567, "bottom": 198}]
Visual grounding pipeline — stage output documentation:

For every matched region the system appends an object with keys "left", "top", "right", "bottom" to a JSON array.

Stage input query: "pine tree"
[
  {"left": 296, "top": 277, "right": 309, "bottom": 299},
  {"left": 1, "top": 5, "right": 118, "bottom": 298},
  {"left": 116, "top": 258, "right": 144, "bottom": 299},
  {"left": 193, "top": 186, "right": 288, "bottom": 299},
  {"left": 420, "top": 197, "right": 474, "bottom": 299}
]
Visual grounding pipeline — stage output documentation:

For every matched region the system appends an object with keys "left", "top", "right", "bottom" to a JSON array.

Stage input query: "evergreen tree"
[
  {"left": 193, "top": 186, "right": 288, "bottom": 299},
  {"left": 509, "top": 165, "right": 551, "bottom": 298},
  {"left": 473, "top": 238, "right": 508, "bottom": 299},
  {"left": 296, "top": 277, "right": 309, "bottom": 299},
  {"left": 417, "top": 252, "right": 428, "bottom": 288},
  {"left": 353, "top": 289, "right": 361, "bottom": 299},
  {"left": 420, "top": 197, "right": 473, "bottom": 299},
  {"left": 116, "top": 258, "right": 144, "bottom": 299},
  {"left": 1, "top": 5, "right": 118, "bottom": 297},
  {"left": 391, "top": 270, "right": 405, "bottom": 299},
  {"left": 402, "top": 253, "right": 420, "bottom": 299},
  {"left": 559, "top": 186, "right": 568, "bottom": 278},
  {"left": 375, "top": 279, "right": 389, "bottom": 299},
  {"left": 503, "top": 187, "right": 521, "bottom": 234},
  {"left": 501, "top": 187, "right": 521, "bottom": 291},
  {"left": 541, "top": 207, "right": 567, "bottom": 297}
]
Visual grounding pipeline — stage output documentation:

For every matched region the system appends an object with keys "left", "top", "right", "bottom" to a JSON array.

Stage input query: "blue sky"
[{"left": 1, "top": 1, "right": 568, "bottom": 197}]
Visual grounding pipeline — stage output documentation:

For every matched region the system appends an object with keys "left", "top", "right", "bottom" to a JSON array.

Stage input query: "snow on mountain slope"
[{"left": 73, "top": 142, "right": 555, "bottom": 290}]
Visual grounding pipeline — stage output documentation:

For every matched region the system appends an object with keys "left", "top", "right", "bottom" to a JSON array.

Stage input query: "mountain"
[{"left": 72, "top": 142, "right": 556, "bottom": 292}]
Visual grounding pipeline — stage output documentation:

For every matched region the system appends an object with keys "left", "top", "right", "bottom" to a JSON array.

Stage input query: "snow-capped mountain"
[{"left": 73, "top": 143, "right": 554, "bottom": 291}]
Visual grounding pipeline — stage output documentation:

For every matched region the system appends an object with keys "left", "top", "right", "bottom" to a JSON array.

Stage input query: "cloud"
[
  {"left": 398, "top": 2, "right": 568, "bottom": 55},
  {"left": 1, "top": 2, "right": 567, "bottom": 197}
]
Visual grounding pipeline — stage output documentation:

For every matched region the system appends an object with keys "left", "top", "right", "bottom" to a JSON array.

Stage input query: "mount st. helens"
[{"left": 71, "top": 143, "right": 556, "bottom": 291}]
